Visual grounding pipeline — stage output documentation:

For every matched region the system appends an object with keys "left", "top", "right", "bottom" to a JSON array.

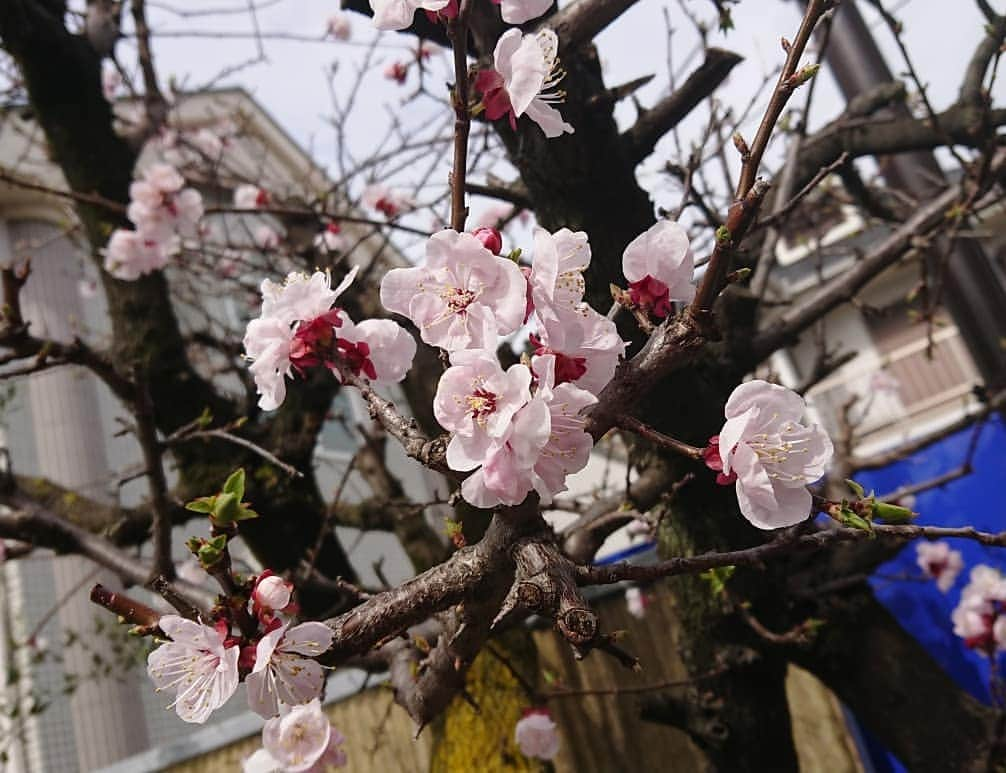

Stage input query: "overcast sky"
[{"left": 93, "top": 0, "right": 1005, "bottom": 232}]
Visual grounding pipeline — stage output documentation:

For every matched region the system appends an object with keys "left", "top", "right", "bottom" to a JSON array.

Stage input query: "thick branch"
[{"left": 622, "top": 48, "right": 743, "bottom": 164}]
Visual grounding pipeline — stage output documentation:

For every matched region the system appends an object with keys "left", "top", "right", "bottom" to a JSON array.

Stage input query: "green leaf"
[
  {"left": 184, "top": 496, "right": 216, "bottom": 514},
  {"left": 840, "top": 507, "right": 874, "bottom": 534},
  {"left": 212, "top": 491, "right": 241, "bottom": 524},
  {"left": 700, "top": 565, "right": 735, "bottom": 597},
  {"left": 845, "top": 479, "right": 865, "bottom": 499},
  {"left": 196, "top": 406, "right": 213, "bottom": 428},
  {"left": 222, "top": 468, "right": 246, "bottom": 500},
  {"left": 873, "top": 501, "right": 917, "bottom": 524}
]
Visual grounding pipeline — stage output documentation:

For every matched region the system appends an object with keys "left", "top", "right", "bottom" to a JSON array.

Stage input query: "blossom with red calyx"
[{"left": 703, "top": 435, "right": 737, "bottom": 485}]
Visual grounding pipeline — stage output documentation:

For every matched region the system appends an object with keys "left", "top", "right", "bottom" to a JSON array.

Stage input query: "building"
[{"left": 0, "top": 88, "right": 434, "bottom": 772}]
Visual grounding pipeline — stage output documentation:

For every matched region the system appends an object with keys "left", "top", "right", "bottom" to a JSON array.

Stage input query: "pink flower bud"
[
  {"left": 253, "top": 572, "right": 293, "bottom": 620},
  {"left": 472, "top": 226, "right": 503, "bottom": 255}
]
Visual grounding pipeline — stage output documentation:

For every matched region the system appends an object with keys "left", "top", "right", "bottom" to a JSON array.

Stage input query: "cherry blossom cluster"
[
  {"left": 146, "top": 571, "right": 334, "bottom": 724},
  {"left": 243, "top": 699, "right": 348, "bottom": 772},
  {"left": 704, "top": 379, "right": 834, "bottom": 529},
  {"left": 380, "top": 223, "right": 648, "bottom": 507},
  {"left": 103, "top": 162, "right": 204, "bottom": 280},
  {"left": 243, "top": 266, "right": 416, "bottom": 410},
  {"left": 952, "top": 564, "right": 1006, "bottom": 656}
]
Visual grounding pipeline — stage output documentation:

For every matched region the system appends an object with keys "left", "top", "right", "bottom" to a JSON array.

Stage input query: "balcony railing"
[{"left": 806, "top": 325, "right": 979, "bottom": 446}]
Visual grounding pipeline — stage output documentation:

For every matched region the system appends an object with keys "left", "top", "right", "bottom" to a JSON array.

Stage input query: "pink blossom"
[
  {"left": 380, "top": 229, "right": 526, "bottom": 351},
  {"left": 253, "top": 572, "right": 296, "bottom": 622},
  {"left": 193, "top": 128, "right": 224, "bottom": 159},
  {"left": 338, "top": 318, "right": 417, "bottom": 383},
  {"left": 369, "top": 0, "right": 449, "bottom": 31},
  {"left": 361, "top": 184, "right": 413, "bottom": 218},
  {"left": 313, "top": 223, "right": 344, "bottom": 255},
  {"left": 127, "top": 163, "right": 203, "bottom": 242},
  {"left": 262, "top": 699, "right": 333, "bottom": 771},
  {"left": 514, "top": 709, "right": 560, "bottom": 761},
  {"left": 246, "top": 622, "right": 333, "bottom": 718},
  {"left": 474, "top": 29, "right": 573, "bottom": 138},
  {"left": 326, "top": 13, "right": 352, "bottom": 40},
  {"left": 530, "top": 307, "right": 624, "bottom": 396},
  {"left": 434, "top": 350, "right": 532, "bottom": 474},
  {"left": 235, "top": 184, "right": 270, "bottom": 209},
  {"left": 147, "top": 616, "right": 240, "bottom": 723},
  {"left": 622, "top": 220, "right": 695, "bottom": 318},
  {"left": 255, "top": 225, "right": 281, "bottom": 250},
  {"left": 103, "top": 229, "right": 177, "bottom": 281},
  {"left": 460, "top": 354, "right": 595, "bottom": 508},
  {"left": 524, "top": 353, "right": 596, "bottom": 502},
  {"left": 495, "top": 0, "right": 552, "bottom": 24},
  {"left": 244, "top": 724, "right": 347, "bottom": 773},
  {"left": 916, "top": 542, "right": 964, "bottom": 593},
  {"left": 716, "top": 380, "right": 833, "bottom": 530},
  {"left": 527, "top": 227, "right": 590, "bottom": 334}
]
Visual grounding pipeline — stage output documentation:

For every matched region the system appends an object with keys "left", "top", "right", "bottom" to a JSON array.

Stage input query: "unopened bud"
[
  {"left": 253, "top": 573, "right": 293, "bottom": 613},
  {"left": 781, "top": 37, "right": 792, "bottom": 54},
  {"left": 732, "top": 132, "right": 750, "bottom": 160},
  {"left": 472, "top": 226, "right": 502, "bottom": 255},
  {"left": 789, "top": 63, "right": 821, "bottom": 89},
  {"left": 872, "top": 501, "right": 917, "bottom": 524}
]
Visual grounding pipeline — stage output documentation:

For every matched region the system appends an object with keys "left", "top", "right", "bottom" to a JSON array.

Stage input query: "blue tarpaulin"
[{"left": 852, "top": 414, "right": 1006, "bottom": 771}]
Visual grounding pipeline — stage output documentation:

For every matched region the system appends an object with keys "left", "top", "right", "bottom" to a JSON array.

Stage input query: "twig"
[
  {"left": 616, "top": 414, "right": 706, "bottom": 460},
  {"left": 446, "top": 0, "right": 473, "bottom": 232}
]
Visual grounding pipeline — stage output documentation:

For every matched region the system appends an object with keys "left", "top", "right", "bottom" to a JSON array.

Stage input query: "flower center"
[
  {"left": 746, "top": 421, "right": 812, "bottom": 482},
  {"left": 443, "top": 286, "right": 478, "bottom": 313},
  {"left": 465, "top": 388, "right": 497, "bottom": 422}
]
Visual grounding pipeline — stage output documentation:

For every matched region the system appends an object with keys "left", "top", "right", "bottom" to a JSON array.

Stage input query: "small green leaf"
[
  {"left": 840, "top": 507, "right": 874, "bottom": 534},
  {"left": 222, "top": 468, "right": 246, "bottom": 500},
  {"left": 700, "top": 565, "right": 735, "bottom": 597},
  {"left": 212, "top": 491, "right": 241, "bottom": 524},
  {"left": 196, "top": 406, "right": 213, "bottom": 428},
  {"left": 845, "top": 479, "right": 865, "bottom": 499},
  {"left": 873, "top": 501, "right": 917, "bottom": 524},
  {"left": 184, "top": 496, "right": 216, "bottom": 514}
]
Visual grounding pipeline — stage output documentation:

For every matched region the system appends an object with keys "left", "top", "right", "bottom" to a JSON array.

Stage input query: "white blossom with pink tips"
[
  {"left": 103, "top": 229, "right": 178, "bottom": 281},
  {"left": 360, "top": 184, "right": 413, "bottom": 218},
  {"left": 255, "top": 696, "right": 338, "bottom": 768},
  {"left": 127, "top": 162, "right": 203, "bottom": 243},
  {"left": 716, "top": 380, "right": 833, "bottom": 530},
  {"left": 527, "top": 227, "right": 590, "bottom": 335},
  {"left": 475, "top": 29, "right": 573, "bottom": 138},
  {"left": 621, "top": 220, "right": 695, "bottom": 318},
  {"left": 916, "top": 541, "right": 964, "bottom": 593},
  {"left": 244, "top": 267, "right": 415, "bottom": 409},
  {"left": 244, "top": 723, "right": 347, "bottom": 773},
  {"left": 381, "top": 229, "right": 527, "bottom": 351},
  {"left": 435, "top": 349, "right": 533, "bottom": 475},
  {"left": 369, "top": 0, "right": 449, "bottom": 31},
  {"left": 235, "top": 184, "right": 269, "bottom": 210},
  {"left": 246, "top": 622, "right": 333, "bottom": 719},
  {"left": 531, "top": 306, "right": 624, "bottom": 396},
  {"left": 514, "top": 709, "right": 560, "bottom": 761},
  {"left": 952, "top": 565, "right": 1006, "bottom": 654},
  {"left": 459, "top": 354, "right": 595, "bottom": 508},
  {"left": 244, "top": 268, "right": 357, "bottom": 410},
  {"left": 146, "top": 615, "right": 239, "bottom": 724}
]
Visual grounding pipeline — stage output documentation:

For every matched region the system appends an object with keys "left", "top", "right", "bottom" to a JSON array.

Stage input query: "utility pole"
[{"left": 799, "top": 0, "right": 1006, "bottom": 390}]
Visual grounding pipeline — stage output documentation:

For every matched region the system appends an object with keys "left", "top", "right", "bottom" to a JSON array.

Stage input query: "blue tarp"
[{"left": 853, "top": 414, "right": 1006, "bottom": 771}]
